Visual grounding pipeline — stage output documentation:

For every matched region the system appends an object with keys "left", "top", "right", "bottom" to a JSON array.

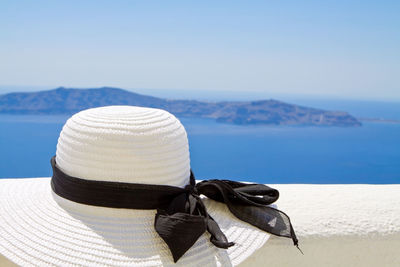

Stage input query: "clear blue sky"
[{"left": 0, "top": 0, "right": 399, "bottom": 100}]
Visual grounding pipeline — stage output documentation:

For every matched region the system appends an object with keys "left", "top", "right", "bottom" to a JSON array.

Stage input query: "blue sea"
[{"left": 0, "top": 100, "right": 399, "bottom": 184}]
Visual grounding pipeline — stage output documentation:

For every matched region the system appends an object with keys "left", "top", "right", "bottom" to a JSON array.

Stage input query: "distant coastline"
[{"left": 0, "top": 87, "right": 362, "bottom": 127}]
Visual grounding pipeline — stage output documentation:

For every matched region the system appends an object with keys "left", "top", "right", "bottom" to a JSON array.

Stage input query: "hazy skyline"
[{"left": 1, "top": 0, "right": 399, "bottom": 101}]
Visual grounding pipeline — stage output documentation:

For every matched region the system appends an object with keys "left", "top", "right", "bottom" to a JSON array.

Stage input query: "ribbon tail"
[
  {"left": 206, "top": 216, "right": 235, "bottom": 248},
  {"left": 227, "top": 203, "right": 298, "bottom": 246},
  {"left": 154, "top": 210, "right": 207, "bottom": 262},
  {"left": 197, "top": 180, "right": 299, "bottom": 248}
]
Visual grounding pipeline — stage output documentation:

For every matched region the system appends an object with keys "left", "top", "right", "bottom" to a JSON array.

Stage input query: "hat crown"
[{"left": 55, "top": 106, "right": 190, "bottom": 187}]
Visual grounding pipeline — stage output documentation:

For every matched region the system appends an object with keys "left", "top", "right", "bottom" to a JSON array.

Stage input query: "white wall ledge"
[
  {"left": 270, "top": 184, "right": 400, "bottom": 237},
  {"left": 240, "top": 184, "right": 400, "bottom": 267}
]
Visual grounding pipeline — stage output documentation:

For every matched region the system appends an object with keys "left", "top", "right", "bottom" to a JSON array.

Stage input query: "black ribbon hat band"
[{"left": 50, "top": 156, "right": 299, "bottom": 262}]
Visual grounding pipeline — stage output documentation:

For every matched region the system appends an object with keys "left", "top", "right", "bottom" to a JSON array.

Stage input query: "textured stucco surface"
[
  {"left": 267, "top": 184, "right": 400, "bottom": 237},
  {"left": 239, "top": 235, "right": 400, "bottom": 267},
  {"left": 239, "top": 184, "right": 400, "bottom": 267}
]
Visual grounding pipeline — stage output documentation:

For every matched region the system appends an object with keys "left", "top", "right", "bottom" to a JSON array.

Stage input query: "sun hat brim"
[{"left": 0, "top": 178, "right": 270, "bottom": 266}]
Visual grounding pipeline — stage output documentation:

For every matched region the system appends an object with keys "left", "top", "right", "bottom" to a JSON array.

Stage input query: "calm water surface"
[{"left": 0, "top": 114, "right": 399, "bottom": 184}]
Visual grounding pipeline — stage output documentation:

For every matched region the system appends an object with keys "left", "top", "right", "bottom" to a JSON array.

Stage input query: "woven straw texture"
[{"left": 56, "top": 106, "right": 190, "bottom": 187}]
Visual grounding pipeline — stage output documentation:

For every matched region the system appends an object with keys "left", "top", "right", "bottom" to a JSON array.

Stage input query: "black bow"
[
  {"left": 50, "top": 156, "right": 299, "bottom": 263},
  {"left": 154, "top": 171, "right": 299, "bottom": 262}
]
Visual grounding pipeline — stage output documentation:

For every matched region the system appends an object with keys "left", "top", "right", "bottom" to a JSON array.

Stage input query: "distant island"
[
  {"left": 0, "top": 87, "right": 362, "bottom": 127},
  {"left": 358, "top": 117, "right": 400, "bottom": 124}
]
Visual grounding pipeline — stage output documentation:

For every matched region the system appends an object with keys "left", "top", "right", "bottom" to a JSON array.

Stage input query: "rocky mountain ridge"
[{"left": 0, "top": 87, "right": 362, "bottom": 126}]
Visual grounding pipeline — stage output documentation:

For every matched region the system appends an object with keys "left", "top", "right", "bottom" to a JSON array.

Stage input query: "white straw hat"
[{"left": 0, "top": 105, "right": 295, "bottom": 266}]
